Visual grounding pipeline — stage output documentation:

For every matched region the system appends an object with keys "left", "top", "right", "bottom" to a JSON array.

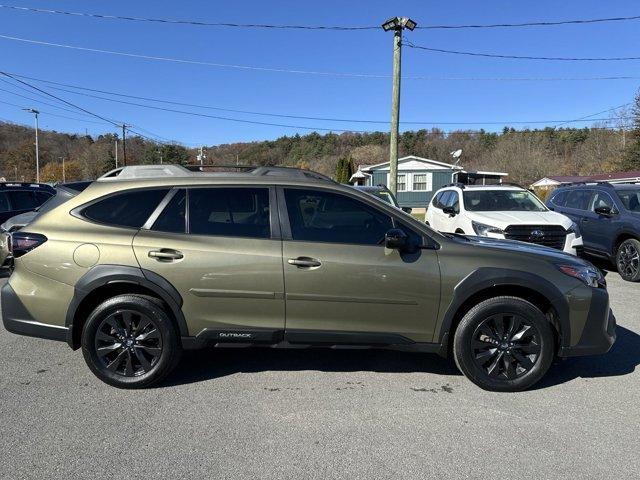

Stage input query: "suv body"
[
  {"left": 426, "top": 184, "right": 583, "bottom": 255},
  {"left": 547, "top": 183, "right": 640, "bottom": 281},
  {"left": 0, "top": 182, "right": 54, "bottom": 224},
  {"left": 1, "top": 166, "right": 615, "bottom": 391}
]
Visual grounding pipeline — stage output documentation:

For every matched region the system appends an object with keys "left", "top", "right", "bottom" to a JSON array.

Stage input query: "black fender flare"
[
  {"left": 65, "top": 265, "right": 188, "bottom": 345},
  {"left": 437, "top": 267, "right": 570, "bottom": 348}
]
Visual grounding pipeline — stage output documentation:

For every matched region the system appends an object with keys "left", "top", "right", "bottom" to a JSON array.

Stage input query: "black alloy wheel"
[
  {"left": 82, "top": 294, "right": 181, "bottom": 388},
  {"left": 471, "top": 313, "right": 541, "bottom": 380},
  {"left": 616, "top": 239, "right": 640, "bottom": 282},
  {"left": 94, "top": 309, "right": 163, "bottom": 377}
]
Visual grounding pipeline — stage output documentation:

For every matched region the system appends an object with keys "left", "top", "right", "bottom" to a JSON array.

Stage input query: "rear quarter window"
[{"left": 81, "top": 188, "right": 169, "bottom": 229}]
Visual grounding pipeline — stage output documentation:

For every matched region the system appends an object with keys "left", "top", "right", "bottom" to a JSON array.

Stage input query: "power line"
[
  {"left": 2, "top": 34, "right": 640, "bottom": 80},
  {"left": 404, "top": 40, "right": 640, "bottom": 61},
  {"left": 0, "top": 98, "right": 115, "bottom": 124},
  {"left": 4, "top": 71, "right": 631, "bottom": 127},
  {"left": 2, "top": 4, "right": 639, "bottom": 30}
]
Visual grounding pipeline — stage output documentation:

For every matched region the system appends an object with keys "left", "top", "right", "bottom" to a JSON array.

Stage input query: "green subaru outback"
[{"left": 1, "top": 165, "right": 616, "bottom": 391}]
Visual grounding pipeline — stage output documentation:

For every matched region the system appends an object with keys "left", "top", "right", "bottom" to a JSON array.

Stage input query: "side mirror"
[
  {"left": 384, "top": 228, "right": 408, "bottom": 250},
  {"left": 401, "top": 207, "right": 413, "bottom": 214},
  {"left": 442, "top": 206, "right": 457, "bottom": 216},
  {"left": 594, "top": 205, "right": 613, "bottom": 216}
]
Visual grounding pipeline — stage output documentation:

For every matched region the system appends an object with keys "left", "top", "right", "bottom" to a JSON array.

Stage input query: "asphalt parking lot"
[{"left": 0, "top": 273, "right": 639, "bottom": 479}]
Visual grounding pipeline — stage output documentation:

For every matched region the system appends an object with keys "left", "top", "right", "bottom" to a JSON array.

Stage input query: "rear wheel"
[
  {"left": 81, "top": 295, "right": 181, "bottom": 388},
  {"left": 616, "top": 238, "right": 640, "bottom": 282},
  {"left": 453, "top": 296, "right": 554, "bottom": 392}
]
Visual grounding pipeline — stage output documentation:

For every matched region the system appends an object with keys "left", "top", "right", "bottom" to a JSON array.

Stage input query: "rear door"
[
  {"left": 431, "top": 191, "right": 452, "bottom": 232},
  {"left": 586, "top": 190, "right": 619, "bottom": 254},
  {"left": 133, "top": 186, "right": 285, "bottom": 341},
  {"left": 279, "top": 186, "right": 440, "bottom": 344}
]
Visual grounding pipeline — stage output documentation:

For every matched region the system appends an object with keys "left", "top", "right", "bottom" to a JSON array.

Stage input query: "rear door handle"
[
  {"left": 288, "top": 257, "right": 321, "bottom": 268},
  {"left": 148, "top": 249, "right": 184, "bottom": 261}
]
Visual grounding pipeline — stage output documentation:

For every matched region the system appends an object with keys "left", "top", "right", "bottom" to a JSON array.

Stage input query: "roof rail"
[
  {"left": 98, "top": 165, "right": 193, "bottom": 180},
  {"left": 0, "top": 182, "right": 54, "bottom": 190},
  {"left": 441, "top": 182, "right": 467, "bottom": 189},
  {"left": 98, "top": 163, "right": 334, "bottom": 183},
  {"left": 557, "top": 181, "right": 615, "bottom": 188}
]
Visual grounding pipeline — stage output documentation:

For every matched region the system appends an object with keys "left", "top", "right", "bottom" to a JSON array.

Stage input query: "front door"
[
  {"left": 279, "top": 187, "right": 441, "bottom": 344},
  {"left": 133, "top": 186, "right": 285, "bottom": 341}
]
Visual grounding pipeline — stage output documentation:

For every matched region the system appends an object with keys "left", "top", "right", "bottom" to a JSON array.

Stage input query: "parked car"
[
  {"left": 425, "top": 184, "right": 583, "bottom": 255},
  {"left": 351, "top": 185, "right": 411, "bottom": 213},
  {"left": 2, "top": 165, "right": 614, "bottom": 392},
  {"left": 547, "top": 182, "right": 640, "bottom": 281},
  {"left": 0, "top": 182, "right": 54, "bottom": 225},
  {"left": 0, "top": 181, "right": 93, "bottom": 268}
]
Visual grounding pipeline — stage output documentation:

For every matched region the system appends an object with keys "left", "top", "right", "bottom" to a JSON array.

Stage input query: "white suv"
[{"left": 425, "top": 184, "right": 583, "bottom": 255}]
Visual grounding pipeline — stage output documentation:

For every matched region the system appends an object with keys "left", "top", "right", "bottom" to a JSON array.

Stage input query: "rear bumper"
[
  {"left": 558, "top": 287, "right": 616, "bottom": 357},
  {"left": 1, "top": 282, "right": 68, "bottom": 342}
]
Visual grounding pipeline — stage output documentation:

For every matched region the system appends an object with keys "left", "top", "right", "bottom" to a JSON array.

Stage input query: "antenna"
[{"left": 450, "top": 149, "right": 463, "bottom": 165}]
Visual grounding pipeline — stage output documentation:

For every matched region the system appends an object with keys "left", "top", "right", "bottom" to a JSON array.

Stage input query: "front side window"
[
  {"left": 551, "top": 190, "right": 568, "bottom": 207},
  {"left": 616, "top": 189, "right": 640, "bottom": 212},
  {"left": 565, "top": 190, "right": 593, "bottom": 211},
  {"left": 189, "top": 187, "right": 270, "bottom": 238},
  {"left": 463, "top": 190, "right": 547, "bottom": 212},
  {"left": 284, "top": 188, "right": 393, "bottom": 245},
  {"left": 591, "top": 192, "right": 615, "bottom": 212},
  {"left": 82, "top": 188, "right": 169, "bottom": 228}
]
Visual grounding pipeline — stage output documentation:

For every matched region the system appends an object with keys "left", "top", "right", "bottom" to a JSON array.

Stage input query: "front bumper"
[
  {"left": 558, "top": 287, "right": 616, "bottom": 357},
  {"left": 1, "top": 282, "right": 68, "bottom": 342}
]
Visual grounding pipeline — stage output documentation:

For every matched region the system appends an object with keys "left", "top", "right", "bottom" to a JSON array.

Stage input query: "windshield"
[
  {"left": 616, "top": 189, "right": 640, "bottom": 212},
  {"left": 463, "top": 190, "right": 547, "bottom": 212}
]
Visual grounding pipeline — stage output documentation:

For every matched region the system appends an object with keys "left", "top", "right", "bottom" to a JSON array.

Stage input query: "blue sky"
[{"left": 0, "top": 0, "right": 638, "bottom": 147}]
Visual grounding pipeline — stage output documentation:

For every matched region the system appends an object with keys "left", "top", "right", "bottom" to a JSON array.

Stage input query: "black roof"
[{"left": 0, "top": 182, "right": 55, "bottom": 191}]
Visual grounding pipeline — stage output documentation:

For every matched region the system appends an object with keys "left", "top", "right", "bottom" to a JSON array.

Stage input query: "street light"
[
  {"left": 23, "top": 108, "right": 40, "bottom": 183},
  {"left": 381, "top": 17, "right": 417, "bottom": 197}
]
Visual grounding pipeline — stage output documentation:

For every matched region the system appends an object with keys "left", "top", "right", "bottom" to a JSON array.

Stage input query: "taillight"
[{"left": 10, "top": 232, "right": 47, "bottom": 258}]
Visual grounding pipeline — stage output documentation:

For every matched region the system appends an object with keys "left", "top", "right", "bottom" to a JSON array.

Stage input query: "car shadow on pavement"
[
  {"left": 534, "top": 326, "right": 640, "bottom": 390},
  {"left": 161, "top": 348, "right": 462, "bottom": 387}
]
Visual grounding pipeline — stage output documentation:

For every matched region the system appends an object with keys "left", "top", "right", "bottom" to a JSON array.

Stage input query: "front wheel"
[
  {"left": 81, "top": 295, "right": 181, "bottom": 388},
  {"left": 616, "top": 238, "right": 640, "bottom": 282},
  {"left": 453, "top": 296, "right": 554, "bottom": 392}
]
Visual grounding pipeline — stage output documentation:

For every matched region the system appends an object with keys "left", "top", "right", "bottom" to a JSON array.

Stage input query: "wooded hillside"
[{"left": 1, "top": 120, "right": 637, "bottom": 186}]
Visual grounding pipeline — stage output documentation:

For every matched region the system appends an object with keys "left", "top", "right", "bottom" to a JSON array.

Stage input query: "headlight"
[
  {"left": 567, "top": 222, "right": 582, "bottom": 238},
  {"left": 472, "top": 221, "right": 504, "bottom": 237},
  {"left": 557, "top": 264, "right": 604, "bottom": 287}
]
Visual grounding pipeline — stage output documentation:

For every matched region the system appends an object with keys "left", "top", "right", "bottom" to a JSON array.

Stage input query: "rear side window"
[
  {"left": 284, "top": 188, "right": 393, "bottom": 245},
  {"left": 7, "top": 190, "right": 44, "bottom": 210},
  {"left": 617, "top": 190, "right": 640, "bottom": 212},
  {"left": 152, "top": 189, "right": 186, "bottom": 233},
  {"left": 188, "top": 187, "right": 270, "bottom": 238},
  {"left": 82, "top": 189, "right": 169, "bottom": 228},
  {"left": 0, "top": 192, "right": 9, "bottom": 212},
  {"left": 431, "top": 192, "right": 442, "bottom": 208},
  {"left": 565, "top": 190, "right": 593, "bottom": 211}
]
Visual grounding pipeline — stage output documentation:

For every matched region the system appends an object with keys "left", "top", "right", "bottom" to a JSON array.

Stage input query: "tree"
[
  {"left": 142, "top": 144, "right": 191, "bottom": 165},
  {"left": 620, "top": 89, "right": 640, "bottom": 171},
  {"left": 334, "top": 155, "right": 354, "bottom": 183},
  {"left": 40, "top": 160, "right": 84, "bottom": 183}
]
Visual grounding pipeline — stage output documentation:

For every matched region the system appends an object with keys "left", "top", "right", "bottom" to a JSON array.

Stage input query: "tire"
[
  {"left": 81, "top": 294, "right": 182, "bottom": 388},
  {"left": 453, "top": 296, "right": 554, "bottom": 392},
  {"left": 616, "top": 238, "right": 640, "bottom": 282}
]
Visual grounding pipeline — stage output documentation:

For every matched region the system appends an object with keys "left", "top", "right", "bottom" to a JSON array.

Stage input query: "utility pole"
[
  {"left": 59, "top": 156, "right": 66, "bottom": 183},
  {"left": 121, "top": 124, "right": 130, "bottom": 166},
  {"left": 197, "top": 146, "right": 206, "bottom": 166},
  {"left": 114, "top": 138, "right": 118, "bottom": 168},
  {"left": 381, "top": 17, "right": 416, "bottom": 196},
  {"left": 23, "top": 108, "right": 40, "bottom": 182}
]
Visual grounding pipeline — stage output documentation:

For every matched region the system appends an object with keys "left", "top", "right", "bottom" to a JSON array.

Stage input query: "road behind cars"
[{"left": 0, "top": 273, "right": 639, "bottom": 479}]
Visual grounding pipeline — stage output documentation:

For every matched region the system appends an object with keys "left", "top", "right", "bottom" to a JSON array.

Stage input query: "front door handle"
[
  {"left": 148, "top": 249, "right": 183, "bottom": 261},
  {"left": 288, "top": 257, "right": 321, "bottom": 268}
]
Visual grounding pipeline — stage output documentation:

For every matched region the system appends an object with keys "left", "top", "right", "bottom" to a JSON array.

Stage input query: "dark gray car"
[{"left": 547, "top": 182, "right": 640, "bottom": 281}]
